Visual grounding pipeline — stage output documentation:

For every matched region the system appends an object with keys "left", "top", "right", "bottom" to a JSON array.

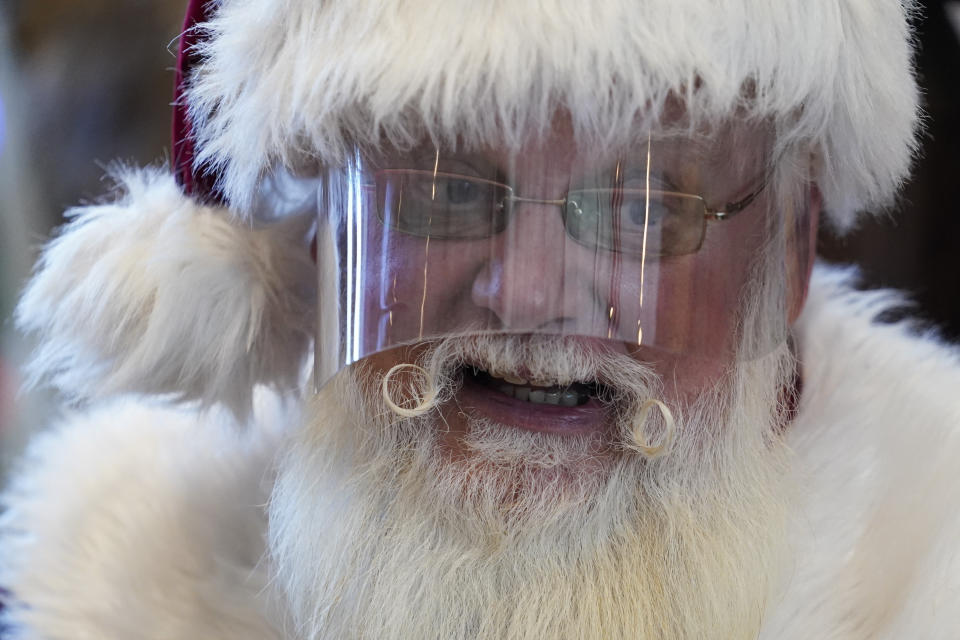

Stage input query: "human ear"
[{"left": 786, "top": 185, "right": 822, "bottom": 325}]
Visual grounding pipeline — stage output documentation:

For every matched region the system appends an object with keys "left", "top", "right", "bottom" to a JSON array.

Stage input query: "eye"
[
  {"left": 623, "top": 194, "right": 669, "bottom": 228},
  {"left": 406, "top": 174, "right": 492, "bottom": 209},
  {"left": 444, "top": 177, "right": 486, "bottom": 205}
]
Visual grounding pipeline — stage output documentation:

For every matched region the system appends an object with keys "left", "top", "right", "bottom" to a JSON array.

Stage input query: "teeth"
[
  {"left": 495, "top": 383, "right": 585, "bottom": 407},
  {"left": 481, "top": 369, "right": 588, "bottom": 406}
]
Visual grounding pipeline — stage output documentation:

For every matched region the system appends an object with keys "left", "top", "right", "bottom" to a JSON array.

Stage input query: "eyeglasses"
[{"left": 372, "top": 168, "right": 768, "bottom": 258}]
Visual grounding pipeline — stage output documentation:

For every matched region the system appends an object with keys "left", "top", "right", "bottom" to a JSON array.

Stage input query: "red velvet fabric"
[{"left": 172, "top": 0, "right": 222, "bottom": 203}]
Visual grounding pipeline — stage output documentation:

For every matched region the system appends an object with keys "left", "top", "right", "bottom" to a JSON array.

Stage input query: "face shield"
[{"left": 252, "top": 122, "right": 811, "bottom": 391}]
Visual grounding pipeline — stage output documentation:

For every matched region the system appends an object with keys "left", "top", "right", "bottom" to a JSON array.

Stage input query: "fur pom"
[
  {"left": 16, "top": 168, "right": 314, "bottom": 419},
  {"left": 186, "top": 0, "right": 920, "bottom": 230}
]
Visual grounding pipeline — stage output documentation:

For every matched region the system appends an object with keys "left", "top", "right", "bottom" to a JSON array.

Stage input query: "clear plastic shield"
[{"left": 253, "top": 127, "right": 810, "bottom": 390}]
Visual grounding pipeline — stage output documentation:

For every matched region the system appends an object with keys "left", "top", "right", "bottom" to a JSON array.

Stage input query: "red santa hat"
[
  {"left": 15, "top": 0, "right": 922, "bottom": 418},
  {"left": 174, "top": 0, "right": 920, "bottom": 231}
]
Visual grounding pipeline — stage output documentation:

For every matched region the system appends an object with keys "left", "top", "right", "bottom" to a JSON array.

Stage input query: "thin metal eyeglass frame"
[{"left": 368, "top": 167, "right": 771, "bottom": 254}]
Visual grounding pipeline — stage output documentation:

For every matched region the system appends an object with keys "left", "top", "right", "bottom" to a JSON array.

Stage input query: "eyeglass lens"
[{"left": 376, "top": 170, "right": 709, "bottom": 257}]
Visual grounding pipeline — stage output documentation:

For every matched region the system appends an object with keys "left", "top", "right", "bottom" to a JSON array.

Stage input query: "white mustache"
[
  {"left": 426, "top": 334, "right": 655, "bottom": 386},
  {"left": 419, "top": 333, "right": 661, "bottom": 399},
  {"left": 371, "top": 333, "right": 674, "bottom": 457}
]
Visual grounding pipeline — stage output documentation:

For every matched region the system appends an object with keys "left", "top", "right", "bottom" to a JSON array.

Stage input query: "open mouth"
[
  {"left": 467, "top": 367, "right": 605, "bottom": 407},
  {"left": 453, "top": 365, "right": 614, "bottom": 435}
]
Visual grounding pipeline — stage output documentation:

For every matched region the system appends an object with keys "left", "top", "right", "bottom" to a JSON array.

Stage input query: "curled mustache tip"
[
  {"left": 629, "top": 398, "right": 675, "bottom": 459},
  {"left": 382, "top": 362, "right": 440, "bottom": 418}
]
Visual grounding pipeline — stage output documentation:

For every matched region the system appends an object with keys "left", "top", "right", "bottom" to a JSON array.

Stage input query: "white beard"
[{"left": 269, "top": 336, "right": 795, "bottom": 640}]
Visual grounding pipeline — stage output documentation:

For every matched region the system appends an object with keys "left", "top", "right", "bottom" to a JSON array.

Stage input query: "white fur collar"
[
  {"left": 4, "top": 265, "right": 960, "bottom": 638},
  {"left": 762, "top": 266, "right": 960, "bottom": 639},
  {"left": 0, "top": 396, "right": 289, "bottom": 639}
]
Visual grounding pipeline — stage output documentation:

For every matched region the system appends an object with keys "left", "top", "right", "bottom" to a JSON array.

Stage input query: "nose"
[{"left": 470, "top": 201, "right": 575, "bottom": 332}]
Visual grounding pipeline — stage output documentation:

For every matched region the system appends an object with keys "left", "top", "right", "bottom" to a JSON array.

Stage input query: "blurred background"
[
  {"left": 0, "top": 0, "right": 185, "bottom": 481},
  {"left": 0, "top": 0, "right": 958, "bottom": 484}
]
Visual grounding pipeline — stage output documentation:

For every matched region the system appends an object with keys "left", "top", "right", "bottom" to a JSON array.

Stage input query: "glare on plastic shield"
[{"left": 311, "top": 130, "right": 797, "bottom": 390}]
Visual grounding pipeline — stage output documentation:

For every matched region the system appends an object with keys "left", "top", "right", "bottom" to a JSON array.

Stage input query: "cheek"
[
  {"left": 626, "top": 346, "right": 734, "bottom": 408},
  {"left": 662, "top": 210, "right": 765, "bottom": 354},
  {"left": 359, "top": 232, "right": 488, "bottom": 353},
  {"left": 614, "top": 206, "right": 770, "bottom": 401},
  {"left": 590, "top": 209, "right": 765, "bottom": 361}
]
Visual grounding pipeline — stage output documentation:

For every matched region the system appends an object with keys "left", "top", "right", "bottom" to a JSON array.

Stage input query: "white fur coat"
[{"left": 2, "top": 172, "right": 959, "bottom": 638}]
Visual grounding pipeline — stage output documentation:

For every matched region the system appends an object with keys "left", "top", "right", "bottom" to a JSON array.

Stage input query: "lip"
[{"left": 453, "top": 372, "right": 612, "bottom": 436}]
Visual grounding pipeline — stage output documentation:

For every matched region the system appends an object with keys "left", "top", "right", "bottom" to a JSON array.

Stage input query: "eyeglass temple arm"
[{"left": 704, "top": 175, "right": 771, "bottom": 221}]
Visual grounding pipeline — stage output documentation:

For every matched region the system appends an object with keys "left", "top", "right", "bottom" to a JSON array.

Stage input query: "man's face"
[
  {"left": 352, "top": 123, "right": 786, "bottom": 467},
  {"left": 268, "top": 125, "right": 816, "bottom": 639}
]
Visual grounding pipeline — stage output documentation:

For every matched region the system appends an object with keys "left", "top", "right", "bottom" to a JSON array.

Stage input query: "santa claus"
[{"left": 2, "top": 0, "right": 957, "bottom": 638}]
